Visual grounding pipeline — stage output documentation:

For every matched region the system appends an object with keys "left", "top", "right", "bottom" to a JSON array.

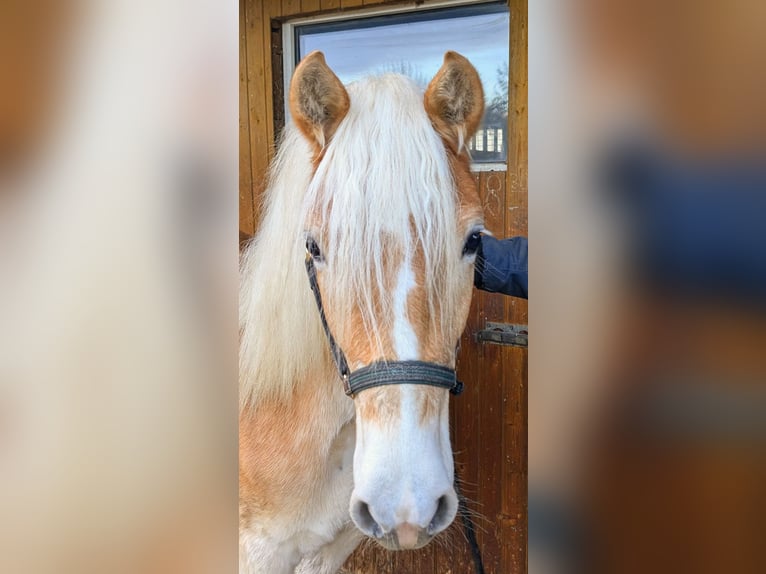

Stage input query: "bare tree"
[{"left": 485, "top": 61, "right": 508, "bottom": 123}]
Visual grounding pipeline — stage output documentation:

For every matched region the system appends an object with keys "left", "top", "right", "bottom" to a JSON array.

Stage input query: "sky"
[{"left": 299, "top": 11, "right": 509, "bottom": 100}]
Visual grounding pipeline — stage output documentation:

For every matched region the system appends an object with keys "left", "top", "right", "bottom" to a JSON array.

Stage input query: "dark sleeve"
[{"left": 474, "top": 235, "right": 528, "bottom": 299}]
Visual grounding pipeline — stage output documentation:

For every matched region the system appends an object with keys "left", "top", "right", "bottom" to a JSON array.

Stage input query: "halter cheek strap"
[
  {"left": 304, "top": 254, "right": 464, "bottom": 398},
  {"left": 305, "top": 252, "right": 351, "bottom": 391}
]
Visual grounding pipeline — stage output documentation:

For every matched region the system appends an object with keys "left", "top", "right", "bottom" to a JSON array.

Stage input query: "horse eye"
[
  {"left": 306, "top": 237, "right": 323, "bottom": 262},
  {"left": 463, "top": 232, "right": 482, "bottom": 256}
]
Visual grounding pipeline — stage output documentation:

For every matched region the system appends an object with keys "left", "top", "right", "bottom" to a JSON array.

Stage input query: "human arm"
[{"left": 473, "top": 235, "right": 528, "bottom": 299}]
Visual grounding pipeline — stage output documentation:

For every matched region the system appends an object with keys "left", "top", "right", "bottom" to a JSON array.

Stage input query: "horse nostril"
[
  {"left": 350, "top": 498, "right": 382, "bottom": 538},
  {"left": 428, "top": 493, "right": 458, "bottom": 535}
]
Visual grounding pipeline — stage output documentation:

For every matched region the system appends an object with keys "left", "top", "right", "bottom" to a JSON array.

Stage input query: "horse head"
[{"left": 290, "top": 50, "right": 485, "bottom": 550}]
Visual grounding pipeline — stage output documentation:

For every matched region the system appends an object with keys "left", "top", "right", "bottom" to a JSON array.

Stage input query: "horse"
[{"left": 239, "top": 50, "right": 486, "bottom": 574}]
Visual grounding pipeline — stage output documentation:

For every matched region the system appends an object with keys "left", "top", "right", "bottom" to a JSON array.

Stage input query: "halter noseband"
[{"left": 305, "top": 253, "right": 464, "bottom": 398}]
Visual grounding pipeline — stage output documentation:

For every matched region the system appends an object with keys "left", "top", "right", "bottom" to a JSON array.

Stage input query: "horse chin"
[{"left": 373, "top": 532, "right": 433, "bottom": 551}]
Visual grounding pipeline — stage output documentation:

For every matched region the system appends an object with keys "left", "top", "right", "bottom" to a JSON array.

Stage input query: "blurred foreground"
[
  {"left": 531, "top": 0, "right": 766, "bottom": 573},
  {"left": 0, "top": 1, "right": 237, "bottom": 573}
]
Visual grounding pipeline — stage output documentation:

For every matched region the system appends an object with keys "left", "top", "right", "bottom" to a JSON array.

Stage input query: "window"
[
  {"left": 475, "top": 131, "right": 484, "bottom": 152},
  {"left": 285, "top": 1, "right": 509, "bottom": 165}
]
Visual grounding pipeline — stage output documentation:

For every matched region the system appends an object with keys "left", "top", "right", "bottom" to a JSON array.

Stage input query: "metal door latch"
[{"left": 475, "top": 322, "right": 528, "bottom": 348}]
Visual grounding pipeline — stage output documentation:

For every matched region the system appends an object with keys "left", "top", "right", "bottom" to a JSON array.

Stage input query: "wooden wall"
[{"left": 240, "top": 1, "right": 527, "bottom": 572}]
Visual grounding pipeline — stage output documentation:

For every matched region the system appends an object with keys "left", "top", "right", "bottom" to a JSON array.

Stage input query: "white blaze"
[
  {"left": 392, "top": 254, "right": 419, "bottom": 360},
  {"left": 348, "top": 252, "right": 457, "bottom": 541}
]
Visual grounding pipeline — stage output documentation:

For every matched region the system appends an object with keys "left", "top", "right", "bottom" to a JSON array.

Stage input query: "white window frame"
[
  {"left": 281, "top": 0, "right": 508, "bottom": 172},
  {"left": 486, "top": 127, "right": 496, "bottom": 152}
]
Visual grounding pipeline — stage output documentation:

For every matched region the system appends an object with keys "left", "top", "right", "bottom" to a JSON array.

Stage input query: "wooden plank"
[
  {"left": 320, "top": 0, "right": 341, "bottom": 11},
  {"left": 451, "top": 170, "right": 486, "bottom": 574},
  {"left": 345, "top": 540, "right": 371, "bottom": 573},
  {"left": 341, "top": 0, "right": 365, "bottom": 8},
  {"left": 415, "top": 544, "right": 436, "bottom": 573},
  {"left": 453, "top": 298, "right": 484, "bottom": 574},
  {"left": 443, "top": 521, "right": 471, "bottom": 574},
  {"left": 395, "top": 546, "right": 415, "bottom": 574},
  {"left": 282, "top": 0, "right": 302, "bottom": 17},
  {"left": 373, "top": 543, "right": 389, "bottom": 573},
  {"left": 506, "top": 0, "right": 529, "bottom": 219},
  {"left": 500, "top": 346, "right": 527, "bottom": 573},
  {"left": 301, "top": 0, "right": 321, "bottom": 13},
  {"left": 476, "top": 171, "right": 507, "bottom": 573},
  {"left": 271, "top": 8, "right": 286, "bottom": 141},
  {"left": 262, "top": 1, "right": 281, "bottom": 166},
  {"left": 244, "top": 0, "right": 269, "bottom": 229},
  {"left": 239, "top": 0, "right": 254, "bottom": 237},
  {"left": 502, "top": 1, "right": 528, "bottom": 572}
]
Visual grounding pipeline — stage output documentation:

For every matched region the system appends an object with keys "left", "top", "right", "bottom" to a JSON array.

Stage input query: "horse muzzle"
[{"left": 349, "top": 489, "right": 458, "bottom": 549}]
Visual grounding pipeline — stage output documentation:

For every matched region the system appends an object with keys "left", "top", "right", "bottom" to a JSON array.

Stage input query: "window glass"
[{"left": 294, "top": 3, "right": 509, "bottom": 163}]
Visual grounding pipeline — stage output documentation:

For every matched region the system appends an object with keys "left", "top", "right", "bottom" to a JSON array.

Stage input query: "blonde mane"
[{"left": 240, "top": 74, "right": 464, "bottom": 407}]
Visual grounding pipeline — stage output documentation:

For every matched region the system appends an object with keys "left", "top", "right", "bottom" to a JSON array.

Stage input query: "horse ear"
[
  {"left": 424, "top": 51, "right": 485, "bottom": 154},
  {"left": 289, "top": 51, "right": 350, "bottom": 150}
]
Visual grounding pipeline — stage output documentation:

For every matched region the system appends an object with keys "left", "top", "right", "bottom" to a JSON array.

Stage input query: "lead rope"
[{"left": 454, "top": 471, "right": 485, "bottom": 574}]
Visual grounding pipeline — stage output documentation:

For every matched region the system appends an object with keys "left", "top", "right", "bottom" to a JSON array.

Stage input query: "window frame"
[{"left": 281, "top": 0, "right": 508, "bottom": 172}]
